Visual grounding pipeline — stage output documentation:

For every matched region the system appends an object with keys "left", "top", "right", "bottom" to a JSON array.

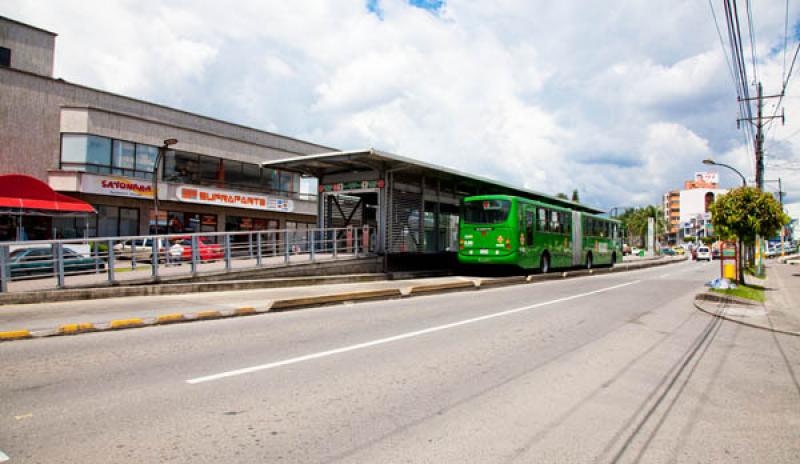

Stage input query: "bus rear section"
[{"left": 458, "top": 197, "right": 519, "bottom": 265}]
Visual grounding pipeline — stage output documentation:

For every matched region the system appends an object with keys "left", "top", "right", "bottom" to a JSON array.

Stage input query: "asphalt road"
[{"left": 1, "top": 260, "right": 798, "bottom": 463}]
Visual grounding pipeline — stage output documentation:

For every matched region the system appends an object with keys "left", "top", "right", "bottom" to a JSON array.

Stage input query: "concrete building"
[
  {"left": 0, "top": 16, "right": 333, "bottom": 241},
  {"left": 662, "top": 172, "right": 727, "bottom": 244}
]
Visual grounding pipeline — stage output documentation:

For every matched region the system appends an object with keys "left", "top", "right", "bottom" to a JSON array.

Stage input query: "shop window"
[
  {"left": 242, "top": 163, "right": 262, "bottom": 188},
  {"left": 0, "top": 47, "right": 10, "bottom": 67},
  {"left": 198, "top": 155, "right": 223, "bottom": 184},
  {"left": 263, "top": 168, "right": 279, "bottom": 192},
  {"left": 53, "top": 216, "right": 97, "bottom": 239},
  {"left": 119, "top": 208, "right": 139, "bottom": 236},
  {"left": 135, "top": 144, "right": 158, "bottom": 174},
  {"left": 112, "top": 140, "right": 136, "bottom": 176},
  {"left": 164, "top": 151, "right": 198, "bottom": 184},
  {"left": 97, "top": 205, "right": 119, "bottom": 237}
]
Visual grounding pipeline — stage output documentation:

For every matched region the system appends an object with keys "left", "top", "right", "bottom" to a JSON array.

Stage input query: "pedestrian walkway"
[{"left": 694, "top": 261, "right": 800, "bottom": 336}]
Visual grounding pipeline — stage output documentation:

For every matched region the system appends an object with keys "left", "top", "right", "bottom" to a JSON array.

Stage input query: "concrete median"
[{"left": 270, "top": 288, "right": 404, "bottom": 312}]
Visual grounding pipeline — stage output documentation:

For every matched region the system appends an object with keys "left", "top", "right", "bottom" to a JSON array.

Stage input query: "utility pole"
[
  {"left": 738, "top": 82, "right": 784, "bottom": 190},
  {"left": 737, "top": 82, "right": 783, "bottom": 275}
]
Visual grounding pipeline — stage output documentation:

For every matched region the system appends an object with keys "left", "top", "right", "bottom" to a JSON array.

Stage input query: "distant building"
[
  {"left": 662, "top": 172, "right": 727, "bottom": 244},
  {"left": 0, "top": 16, "right": 332, "bottom": 241}
]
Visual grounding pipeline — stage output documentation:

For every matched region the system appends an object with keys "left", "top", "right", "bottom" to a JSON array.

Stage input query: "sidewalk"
[
  {"left": 0, "top": 257, "right": 685, "bottom": 341},
  {"left": 694, "top": 261, "right": 800, "bottom": 336}
]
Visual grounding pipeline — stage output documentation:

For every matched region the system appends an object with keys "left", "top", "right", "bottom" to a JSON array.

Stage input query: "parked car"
[
  {"left": 660, "top": 247, "right": 676, "bottom": 256},
  {"left": 172, "top": 236, "right": 224, "bottom": 262},
  {"left": 7, "top": 247, "right": 105, "bottom": 277},
  {"left": 672, "top": 246, "right": 685, "bottom": 255},
  {"left": 113, "top": 238, "right": 170, "bottom": 261},
  {"left": 113, "top": 237, "right": 223, "bottom": 263},
  {"left": 695, "top": 246, "right": 712, "bottom": 261}
]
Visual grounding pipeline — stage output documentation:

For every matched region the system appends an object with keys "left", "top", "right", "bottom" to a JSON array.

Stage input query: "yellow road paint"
[
  {"left": 59, "top": 323, "right": 95, "bottom": 334},
  {"left": 234, "top": 307, "right": 257, "bottom": 315},
  {"left": 156, "top": 313, "right": 185, "bottom": 323},
  {"left": 109, "top": 318, "right": 144, "bottom": 329},
  {"left": 0, "top": 330, "right": 31, "bottom": 340},
  {"left": 196, "top": 310, "right": 222, "bottom": 319}
]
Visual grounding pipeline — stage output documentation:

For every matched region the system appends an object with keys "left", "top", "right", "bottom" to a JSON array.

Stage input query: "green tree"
[
  {"left": 555, "top": 192, "right": 568, "bottom": 200},
  {"left": 618, "top": 205, "right": 666, "bottom": 248},
  {"left": 571, "top": 189, "right": 580, "bottom": 202},
  {"left": 709, "top": 187, "right": 789, "bottom": 281}
]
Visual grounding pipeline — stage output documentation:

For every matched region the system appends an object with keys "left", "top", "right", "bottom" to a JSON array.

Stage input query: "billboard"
[{"left": 693, "top": 171, "right": 719, "bottom": 185}]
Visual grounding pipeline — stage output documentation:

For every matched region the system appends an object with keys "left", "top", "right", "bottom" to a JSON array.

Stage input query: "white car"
[{"left": 695, "top": 246, "right": 712, "bottom": 261}]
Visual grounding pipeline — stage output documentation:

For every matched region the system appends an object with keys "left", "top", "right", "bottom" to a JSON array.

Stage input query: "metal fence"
[{"left": 0, "top": 226, "right": 376, "bottom": 293}]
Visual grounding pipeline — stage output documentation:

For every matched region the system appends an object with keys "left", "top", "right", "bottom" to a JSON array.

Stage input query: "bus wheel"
[
  {"left": 540, "top": 254, "right": 550, "bottom": 274},
  {"left": 585, "top": 253, "right": 593, "bottom": 270}
]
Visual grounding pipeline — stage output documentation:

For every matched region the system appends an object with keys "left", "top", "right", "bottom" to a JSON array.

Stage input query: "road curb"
[
  {"left": 2, "top": 257, "right": 685, "bottom": 342},
  {"left": 693, "top": 293, "right": 800, "bottom": 337}
]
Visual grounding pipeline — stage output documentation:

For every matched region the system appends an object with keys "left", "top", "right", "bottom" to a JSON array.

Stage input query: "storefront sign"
[
  {"left": 319, "top": 179, "right": 385, "bottom": 193},
  {"left": 176, "top": 186, "right": 293, "bottom": 212},
  {"left": 81, "top": 174, "right": 154, "bottom": 199}
]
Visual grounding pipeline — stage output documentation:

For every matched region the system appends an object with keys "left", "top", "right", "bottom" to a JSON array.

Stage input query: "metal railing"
[{"left": 0, "top": 226, "right": 376, "bottom": 293}]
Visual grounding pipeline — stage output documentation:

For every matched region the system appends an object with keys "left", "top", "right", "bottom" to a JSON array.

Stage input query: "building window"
[
  {"left": 705, "top": 192, "right": 715, "bottom": 212},
  {"left": 96, "top": 205, "right": 139, "bottom": 237},
  {"left": 0, "top": 47, "right": 10, "bottom": 67},
  {"left": 60, "top": 134, "right": 157, "bottom": 178}
]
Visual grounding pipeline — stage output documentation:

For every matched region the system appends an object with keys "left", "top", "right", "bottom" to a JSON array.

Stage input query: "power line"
[{"left": 745, "top": 0, "right": 759, "bottom": 84}]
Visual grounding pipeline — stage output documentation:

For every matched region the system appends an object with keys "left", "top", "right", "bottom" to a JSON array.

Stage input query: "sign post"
[{"left": 720, "top": 240, "right": 738, "bottom": 282}]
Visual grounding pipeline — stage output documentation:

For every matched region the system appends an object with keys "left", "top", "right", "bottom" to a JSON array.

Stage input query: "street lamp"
[
  {"left": 152, "top": 138, "right": 178, "bottom": 233},
  {"left": 702, "top": 159, "right": 746, "bottom": 187}
]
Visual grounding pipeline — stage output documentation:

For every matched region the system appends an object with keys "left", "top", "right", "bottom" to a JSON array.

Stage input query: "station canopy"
[{"left": 263, "top": 149, "right": 604, "bottom": 214}]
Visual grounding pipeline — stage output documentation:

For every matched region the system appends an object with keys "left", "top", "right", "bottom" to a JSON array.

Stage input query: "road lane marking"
[
  {"left": 186, "top": 279, "right": 641, "bottom": 385},
  {"left": 0, "top": 449, "right": 9, "bottom": 462}
]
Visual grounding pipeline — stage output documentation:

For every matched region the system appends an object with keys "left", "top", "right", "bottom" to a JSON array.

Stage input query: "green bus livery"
[{"left": 458, "top": 195, "right": 621, "bottom": 272}]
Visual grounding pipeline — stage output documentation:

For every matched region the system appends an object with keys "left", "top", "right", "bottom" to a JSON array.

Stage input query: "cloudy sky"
[{"left": 3, "top": 0, "right": 799, "bottom": 209}]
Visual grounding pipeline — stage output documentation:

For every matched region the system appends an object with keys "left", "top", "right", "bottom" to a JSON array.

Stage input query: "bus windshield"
[{"left": 462, "top": 199, "right": 511, "bottom": 224}]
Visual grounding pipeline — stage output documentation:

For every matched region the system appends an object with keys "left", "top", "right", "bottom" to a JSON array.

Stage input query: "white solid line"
[{"left": 186, "top": 279, "right": 641, "bottom": 385}]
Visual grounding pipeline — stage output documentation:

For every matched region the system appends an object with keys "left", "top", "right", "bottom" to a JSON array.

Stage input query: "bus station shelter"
[{"left": 262, "top": 149, "right": 603, "bottom": 259}]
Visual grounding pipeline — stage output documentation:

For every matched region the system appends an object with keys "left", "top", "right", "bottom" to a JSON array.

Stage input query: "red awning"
[{"left": 0, "top": 174, "right": 95, "bottom": 213}]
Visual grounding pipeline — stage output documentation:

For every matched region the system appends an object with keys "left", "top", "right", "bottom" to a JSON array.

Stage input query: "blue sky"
[{"left": 2, "top": 0, "right": 799, "bottom": 208}]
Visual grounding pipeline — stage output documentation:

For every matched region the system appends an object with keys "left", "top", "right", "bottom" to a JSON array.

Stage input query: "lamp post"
[
  {"left": 702, "top": 159, "right": 746, "bottom": 187},
  {"left": 152, "top": 138, "right": 178, "bottom": 233}
]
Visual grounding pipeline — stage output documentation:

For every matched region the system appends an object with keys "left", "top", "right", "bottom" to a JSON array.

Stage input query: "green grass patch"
[
  {"left": 711, "top": 283, "right": 765, "bottom": 303},
  {"left": 743, "top": 266, "right": 766, "bottom": 279}
]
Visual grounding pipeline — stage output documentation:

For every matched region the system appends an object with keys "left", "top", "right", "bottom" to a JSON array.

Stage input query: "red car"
[{"left": 172, "top": 237, "right": 224, "bottom": 261}]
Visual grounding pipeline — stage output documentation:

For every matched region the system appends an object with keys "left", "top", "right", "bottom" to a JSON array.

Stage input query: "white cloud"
[{"left": 2, "top": 0, "right": 799, "bottom": 209}]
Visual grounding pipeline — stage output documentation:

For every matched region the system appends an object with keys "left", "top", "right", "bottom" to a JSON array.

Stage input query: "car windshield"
[
  {"left": 698, "top": 247, "right": 709, "bottom": 252},
  {"left": 462, "top": 199, "right": 511, "bottom": 225}
]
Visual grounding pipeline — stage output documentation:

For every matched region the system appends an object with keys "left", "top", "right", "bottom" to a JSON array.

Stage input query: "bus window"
[
  {"left": 550, "top": 211, "right": 560, "bottom": 234},
  {"left": 526, "top": 209, "right": 534, "bottom": 244},
  {"left": 538, "top": 208, "right": 547, "bottom": 232}
]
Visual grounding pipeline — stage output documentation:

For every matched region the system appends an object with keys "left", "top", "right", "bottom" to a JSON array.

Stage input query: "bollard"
[
  {"left": 224, "top": 234, "right": 232, "bottom": 271},
  {"left": 107, "top": 239, "right": 115, "bottom": 282},
  {"left": 55, "top": 242, "right": 65, "bottom": 289},
  {"left": 151, "top": 237, "right": 159, "bottom": 278},
  {"left": 310, "top": 230, "right": 315, "bottom": 262},
  {"left": 0, "top": 245, "right": 9, "bottom": 293},
  {"left": 256, "top": 232, "right": 263, "bottom": 266},
  {"left": 284, "top": 230, "right": 290, "bottom": 264},
  {"left": 191, "top": 235, "right": 199, "bottom": 274},
  {"left": 333, "top": 229, "right": 338, "bottom": 258}
]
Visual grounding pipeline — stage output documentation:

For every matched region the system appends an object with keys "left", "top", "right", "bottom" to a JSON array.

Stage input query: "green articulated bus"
[{"left": 458, "top": 195, "right": 621, "bottom": 272}]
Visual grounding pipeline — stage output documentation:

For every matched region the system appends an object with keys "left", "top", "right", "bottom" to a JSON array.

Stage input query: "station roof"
[{"left": 263, "top": 149, "right": 604, "bottom": 214}]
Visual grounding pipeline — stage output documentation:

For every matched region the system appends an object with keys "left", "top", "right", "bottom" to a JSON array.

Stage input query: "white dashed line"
[{"left": 186, "top": 279, "right": 641, "bottom": 384}]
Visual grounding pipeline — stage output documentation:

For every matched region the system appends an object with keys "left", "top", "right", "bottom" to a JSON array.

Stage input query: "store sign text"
[
  {"left": 176, "top": 186, "right": 293, "bottom": 212},
  {"left": 81, "top": 174, "right": 153, "bottom": 198},
  {"left": 319, "top": 179, "right": 385, "bottom": 193}
]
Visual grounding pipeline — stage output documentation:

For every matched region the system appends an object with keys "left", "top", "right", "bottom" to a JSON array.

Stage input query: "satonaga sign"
[
  {"left": 80, "top": 174, "right": 154, "bottom": 199},
  {"left": 176, "top": 186, "right": 293, "bottom": 212}
]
